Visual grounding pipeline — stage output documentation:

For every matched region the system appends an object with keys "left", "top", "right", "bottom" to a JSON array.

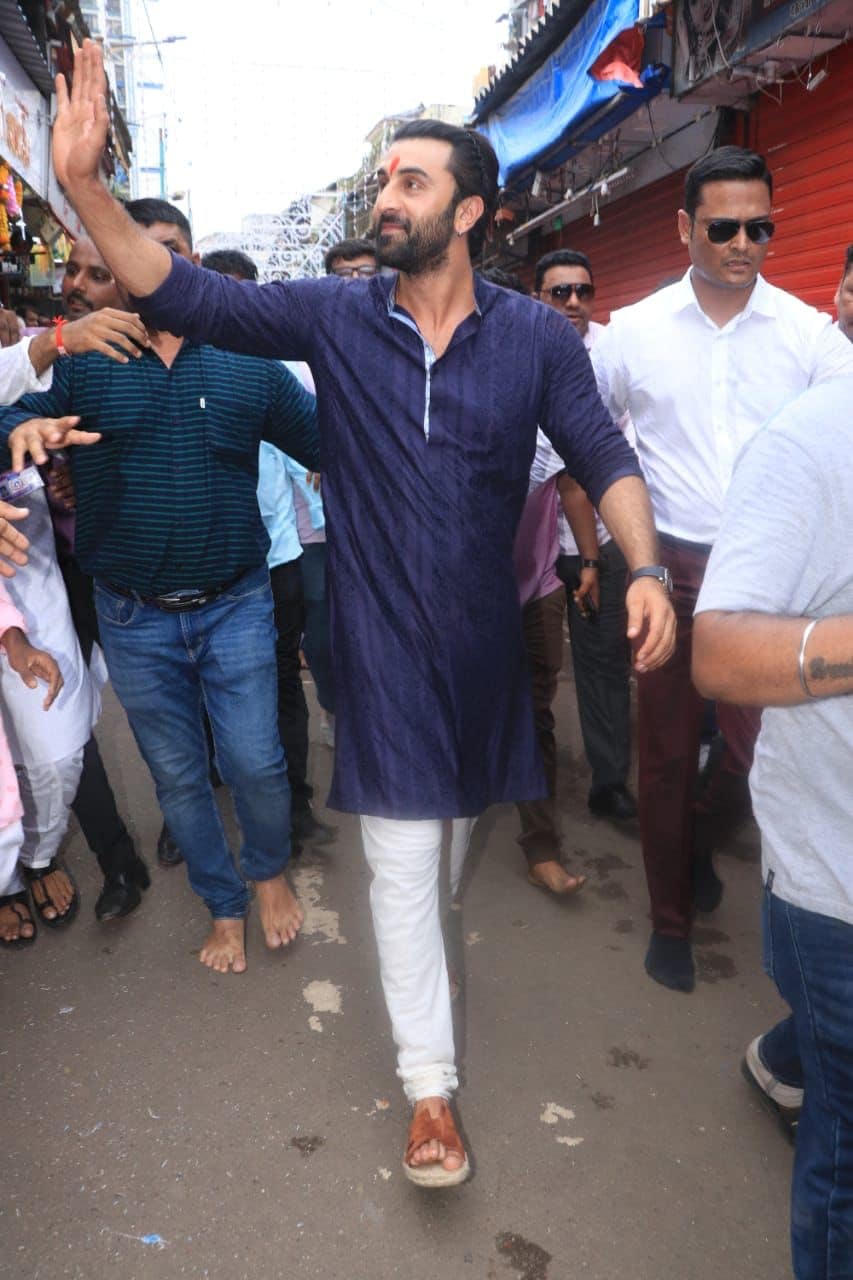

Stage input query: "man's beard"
[{"left": 375, "top": 200, "right": 456, "bottom": 276}]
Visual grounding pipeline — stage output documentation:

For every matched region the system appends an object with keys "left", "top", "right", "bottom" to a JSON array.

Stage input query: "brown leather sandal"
[{"left": 403, "top": 1099, "right": 470, "bottom": 1188}]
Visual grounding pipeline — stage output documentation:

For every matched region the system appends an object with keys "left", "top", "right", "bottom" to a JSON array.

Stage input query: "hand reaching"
[
  {"left": 62, "top": 308, "right": 150, "bottom": 363},
  {"left": 9, "top": 417, "right": 101, "bottom": 472},
  {"left": 0, "top": 501, "right": 29, "bottom": 577}
]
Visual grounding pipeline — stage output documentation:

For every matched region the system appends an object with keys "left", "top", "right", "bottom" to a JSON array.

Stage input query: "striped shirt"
[{"left": 0, "top": 343, "right": 320, "bottom": 593}]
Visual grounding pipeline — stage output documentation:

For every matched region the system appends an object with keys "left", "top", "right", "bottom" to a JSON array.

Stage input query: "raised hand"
[
  {"left": 53, "top": 39, "right": 110, "bottom": 191},
  {"left": 0, "top": 309, "right": 20, "bottom": 347},
  {"left": 62, "top": 308, "right": 150, "bottom": 363},
  {"left": 9, "top": 416, "right": 101, "bottom": 472}
]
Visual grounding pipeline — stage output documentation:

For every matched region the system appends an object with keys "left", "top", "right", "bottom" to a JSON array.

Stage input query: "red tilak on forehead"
[{"left": 389, "top": 155, "right": 400, "bottom": 175}]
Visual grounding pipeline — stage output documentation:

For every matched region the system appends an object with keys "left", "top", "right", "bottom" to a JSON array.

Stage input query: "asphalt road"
[{"left": 2, "top": 662, "right": 793, "bottom": 1280}]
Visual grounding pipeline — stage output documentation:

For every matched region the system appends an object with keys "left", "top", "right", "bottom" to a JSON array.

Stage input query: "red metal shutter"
[
  {"left": 750, "top": 40, "right": 853, "bottom": 314},
  {"left": 530, "top": 170, "right": 693, "bottom": 320}
]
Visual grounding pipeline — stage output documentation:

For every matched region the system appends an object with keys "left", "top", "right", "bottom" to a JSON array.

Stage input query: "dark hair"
[
  {"left": 843, "top": 244, "right": 853, "bottom": 279},
  {"left": 478, "top": 266, "right": 528, "bottom": 295},
  {"left": 534, "top": 249, "right": 594, "bottom": 293},
  {"left": 201, "top": 248, "right": 259, "bottom": 281},
  {"left": 324, "top": 238, "right": 376, "bottom": 274},
  {"left": 684, "top": 146, "right": 772, "bottom": 217},
  {"left": 125, "top": 197, "right": 193, "bottom": 250},
  {"left": 391, "top": 119, "right": 499, "bottom": 259}
]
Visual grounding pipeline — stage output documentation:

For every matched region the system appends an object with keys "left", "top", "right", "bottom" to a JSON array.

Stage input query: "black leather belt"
[{"left": 104, "top": 569, "right": 248, "bottom": 612}]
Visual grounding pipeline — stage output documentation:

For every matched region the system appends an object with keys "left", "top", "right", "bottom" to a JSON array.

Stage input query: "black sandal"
[
  {"left": 22, "top": 858, "right": 79, "bottom": 929},
  {"left": 0, "top": 890, "right": 37, "bottom": 947}
]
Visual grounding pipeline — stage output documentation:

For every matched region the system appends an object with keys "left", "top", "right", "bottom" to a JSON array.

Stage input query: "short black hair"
[
  {"left": 843, "top": 244, "right": 853, "bottom": 280},
  {"left": 201, "top": 248, "right": 259, "bottom": 281},
  {"left": 478, "top": 266, "right": 528, "bottom": 295},
  {"left": 324, "top": 238, "right": 377, "bottom": 275},
  {"left": 391, "top": 119, "right": 499, "bottom": 259},
  {"left": 534, "top": 249, "right": 594, "bottom": 293},
  {"left": 684, "top": 146, "right": 772, "bottom": 218},
  {"left": 125, "top": 197, "right": 193, "bottom": 250}
]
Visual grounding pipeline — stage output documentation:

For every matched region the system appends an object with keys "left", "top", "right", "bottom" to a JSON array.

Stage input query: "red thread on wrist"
[{"left": 53, "top": 315, "right": 69, "bottom": 356}]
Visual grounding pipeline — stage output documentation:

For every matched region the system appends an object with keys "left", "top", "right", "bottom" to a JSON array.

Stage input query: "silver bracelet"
[{"left": 797, "top": 618, "right": 820, "bottom": 699}]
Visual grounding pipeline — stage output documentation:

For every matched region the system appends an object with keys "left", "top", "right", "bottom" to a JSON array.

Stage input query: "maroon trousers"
[{"left": 637, "top": 536, "right": 761, "bottom": 939}]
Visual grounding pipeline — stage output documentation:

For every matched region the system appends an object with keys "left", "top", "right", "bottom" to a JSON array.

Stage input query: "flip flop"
[
  {"left": 22, "top": 858, "right": 79, "bottom": 929},
  {"left": 0, "top": 890, "right": 37, "bottom": 947},
  {"left": 403, "top": 1099, "right": 471, "bottom": 1188}
]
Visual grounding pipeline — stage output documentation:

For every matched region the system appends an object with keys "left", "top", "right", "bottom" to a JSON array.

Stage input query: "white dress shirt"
[
  {"left": 0, "top": 337, "right": 53, "bottom": 406},
  {"left": 591, "top": 271, "right": 853, "bottom": 544}
]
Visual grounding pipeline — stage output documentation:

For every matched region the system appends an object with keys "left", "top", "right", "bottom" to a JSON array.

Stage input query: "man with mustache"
[
  {"left": 590, "top": 146, "right": 853, "bottom": 995},
  {"left": 50, "top": 40, "right": 675, "bottom": 1186}
]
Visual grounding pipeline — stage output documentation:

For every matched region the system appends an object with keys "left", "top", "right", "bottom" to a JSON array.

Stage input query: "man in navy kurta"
[{"left": 51, "top": 48, "right": 675, "bottom": 1188}]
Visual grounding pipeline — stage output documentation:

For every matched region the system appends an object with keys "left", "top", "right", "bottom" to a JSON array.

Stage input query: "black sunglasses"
[
  {"left": 702, "top": 218, "right": 776, "bottom": 245},
  {"left": 543, "top": 282, "right": 595, "bottom": 301}
]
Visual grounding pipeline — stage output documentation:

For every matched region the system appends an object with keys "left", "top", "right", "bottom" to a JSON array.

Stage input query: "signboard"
[{"left": 0, "top": 35, "right": 49, "bottom": 197}]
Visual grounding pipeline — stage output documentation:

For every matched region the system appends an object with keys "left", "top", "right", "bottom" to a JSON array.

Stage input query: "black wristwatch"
[
  {"left": 631, "top": 565, "right": 673, "bottom": 595},
  {"left": 581, "top": 558, "right": 599, "bottom": 570}
]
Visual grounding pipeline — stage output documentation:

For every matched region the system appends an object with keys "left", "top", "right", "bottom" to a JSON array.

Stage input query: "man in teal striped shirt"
[{"left": 0, "top": 199, "right": 321, "bottom": 976}]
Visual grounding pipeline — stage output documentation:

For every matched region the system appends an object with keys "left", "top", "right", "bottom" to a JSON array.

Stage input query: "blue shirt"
[
  {"left": 135, "top": 257, "right": 643, "bottom": 817},
  {"left": 0, "top": 343, "right": 320, "bottom": 593}
]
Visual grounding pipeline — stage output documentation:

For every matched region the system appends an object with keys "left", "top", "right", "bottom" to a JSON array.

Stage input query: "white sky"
[{"left": 145, "top": 0, "right": 508, "bottom": 240}]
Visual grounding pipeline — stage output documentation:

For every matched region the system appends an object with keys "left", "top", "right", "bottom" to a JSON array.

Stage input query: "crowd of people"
[{"left": 0, "top": 37, "right": 851, "bottom": 1272}]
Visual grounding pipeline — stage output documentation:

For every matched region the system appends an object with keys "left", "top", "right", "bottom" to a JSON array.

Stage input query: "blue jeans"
[
  {"left": 762, "top": 887, "right": 853, "bottom": 1278},
  {"left": 95, "top": 566, "right": 292, "bottom": 918},
  {"left": 299, "top": 542, "right": 335, "bottom": 714}
]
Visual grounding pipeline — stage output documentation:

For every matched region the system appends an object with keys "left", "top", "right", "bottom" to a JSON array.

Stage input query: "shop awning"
[
  {"left": 477, "top": 0, "right": 666, "bottom": 189},
  {"left": 0, "top": 1, "right": 53, "bottom": 97}
]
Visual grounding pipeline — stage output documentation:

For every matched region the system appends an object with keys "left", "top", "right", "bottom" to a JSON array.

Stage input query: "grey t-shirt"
[{"left": 696, "top": 377, "right": 853, "bottom": 925}]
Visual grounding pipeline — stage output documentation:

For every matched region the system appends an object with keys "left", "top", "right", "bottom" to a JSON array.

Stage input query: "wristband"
[
  {"left": 581, "top": 558, "right": 599, "bottom": 569},
  {"left": 53, "top": 316, "right": 70, "bottom": 357},
  {"left": 797, "top": 618, "right": 819, "bottom": 699}
]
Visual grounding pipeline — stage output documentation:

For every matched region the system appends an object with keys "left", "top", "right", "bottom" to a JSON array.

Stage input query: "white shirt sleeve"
[{"left": 0, "top": 337, "right": 53, "bottom": 405}]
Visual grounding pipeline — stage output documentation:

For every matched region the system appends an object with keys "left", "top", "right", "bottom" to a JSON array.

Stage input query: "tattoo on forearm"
[{"left": 808, "top": 656, "right": 853, "bottom": 682}]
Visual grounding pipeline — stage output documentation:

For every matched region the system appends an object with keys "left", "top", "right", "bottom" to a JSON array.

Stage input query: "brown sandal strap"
[{"left": 405, "top": 1100, "right": 464, "bottom": 1165}]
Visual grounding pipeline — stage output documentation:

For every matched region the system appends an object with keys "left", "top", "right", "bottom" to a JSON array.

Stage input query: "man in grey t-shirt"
[{"left": 692, "top": 375, "right": 853, "bottom": 1280}]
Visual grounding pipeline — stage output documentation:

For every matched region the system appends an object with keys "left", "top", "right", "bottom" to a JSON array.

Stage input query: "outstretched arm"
[{"left": 53, "top": 40, "right": 172, "bottom": 297}]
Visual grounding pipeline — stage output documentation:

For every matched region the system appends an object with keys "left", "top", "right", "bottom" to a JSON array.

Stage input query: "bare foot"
[
  {"left": 0, "top": 896, "right": 35, "bottom": 943},
  {"left": 29, "top": 867, "right": 75, "bottom": 920},
  {"left": 199, "top": 918, "right": 247, "bottom": 974},
  {"left": 255, "top": 874, "right": 304, "bottom": 950},
  {"left": 407, "top": 1097, "right": 466, "bottom": 1173},
  {"left": 527, "top": 859, "right": 586, "bottom": 896}
]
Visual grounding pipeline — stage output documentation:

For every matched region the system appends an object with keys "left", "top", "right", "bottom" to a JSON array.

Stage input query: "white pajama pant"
[
  {"left": 360, "top": 814, "right": 476, "bottom": 1103},
  {"left": 3, "top": 751, "right": 84, "bottom": 894}
]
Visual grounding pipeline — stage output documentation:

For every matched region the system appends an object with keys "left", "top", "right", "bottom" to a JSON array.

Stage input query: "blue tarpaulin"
[{"left": 480, "top": 0, "right": 663, "bottom": 187}]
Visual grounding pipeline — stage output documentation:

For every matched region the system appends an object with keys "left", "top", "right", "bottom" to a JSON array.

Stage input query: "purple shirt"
[{"left": 134, "top": 257, "right": 642, "bottom": 818}]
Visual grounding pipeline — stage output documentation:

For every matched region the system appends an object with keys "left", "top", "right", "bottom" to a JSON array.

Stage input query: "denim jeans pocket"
[
  {"left": 221, "top": 565, "right": 271, "bottom": 604},
  {"left": 94, "top": 583, "right": 140, "bottom": 628}
]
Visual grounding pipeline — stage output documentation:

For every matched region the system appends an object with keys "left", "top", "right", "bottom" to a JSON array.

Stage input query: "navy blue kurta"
[{"left": 137, "top": 260, "right": 643, "bottom": 818}]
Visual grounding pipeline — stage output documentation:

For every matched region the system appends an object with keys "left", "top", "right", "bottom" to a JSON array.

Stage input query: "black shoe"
[
  {"left": 588, "top": 784, "right": 637, "bottom": 821},
  {"left": 157, "top": 824, "right": 184, "bottom": 867},
  {"left": 95, "top": 855, "right": 151, "bottom": 921},
  {"left": 645, "top": 932, "right": 695, "bottom": 993},
  {"left": 692, "top": 852, "right": 724, "bottom": 913},
  {"left": 291, "top": 809, "right": 337, "bottom": 846}
]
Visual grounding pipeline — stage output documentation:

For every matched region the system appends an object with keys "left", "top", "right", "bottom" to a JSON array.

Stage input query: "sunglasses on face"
[
  {"left": 332, "top": 264, "right": 378, "bottom": 278},
  {"left": 701, "top": 218, "right": 776, "bottom": 245},
  {"left": 542, "top": 282, "right": 595, "bottom": 301}
]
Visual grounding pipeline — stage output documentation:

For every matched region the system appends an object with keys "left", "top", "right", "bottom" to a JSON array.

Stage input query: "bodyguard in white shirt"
[{"left": 592, "top": 145, "right": 853, "bottom": 994}]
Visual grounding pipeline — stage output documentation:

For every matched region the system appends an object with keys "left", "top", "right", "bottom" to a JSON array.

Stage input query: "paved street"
[{"left": 3, "top": 662, "right": 793, "bottom": 1280}]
